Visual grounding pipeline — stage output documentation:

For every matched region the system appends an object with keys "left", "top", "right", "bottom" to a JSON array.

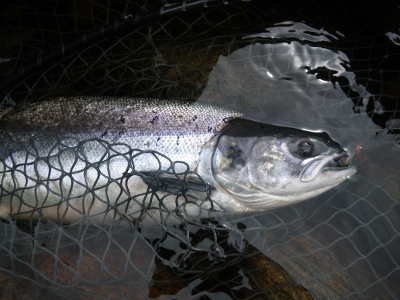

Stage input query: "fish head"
[{"left": 204, "top": 119, "right": 357, "bottom": 210}]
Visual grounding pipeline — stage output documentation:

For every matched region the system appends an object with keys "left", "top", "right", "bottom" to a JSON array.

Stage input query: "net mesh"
[
  {"left": 0, "top": 131, "right": 217, "bottom": 224},
  {"left": 1, "top": 1, "right": 400, "bottom": 299}
]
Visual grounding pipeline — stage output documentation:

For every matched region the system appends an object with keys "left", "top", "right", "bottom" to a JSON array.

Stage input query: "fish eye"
[{"left": 297, "top": 140, "right": 314, "bottom": 158}]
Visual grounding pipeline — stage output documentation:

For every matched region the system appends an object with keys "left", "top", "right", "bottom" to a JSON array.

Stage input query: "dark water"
[{"left": 0, "top": 1, "right": 400, "bottom": 299}]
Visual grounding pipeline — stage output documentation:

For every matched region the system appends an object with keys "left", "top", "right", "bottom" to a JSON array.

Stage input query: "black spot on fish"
[
  {"left": 227, "top": 145, "right": 246, "bottom": 168},
  {"left": 156, "top": 137, "right": 161, "bottom": 145},
  {"left": 208, "top": 126, "right": 213, "bottom": 132},
  {"left": 176, "top": 135, "right": 180, "bottom": 146},
  {"left": 192, "top": 115, "right": 198, "bottom": 122},
  {"left": 150, "top": 115, "right": 159, "bottom": 125},
  {"left": 117, "top": 130, "right": 125, "bottom": 138},
  {"left": 101, "top": 130, "right": 108, "bottom": 138},
  {"left": 119, "top": 115, "right": 126, "bottom": 124},
  {"left": 110, "top": 130, "right": 125, "bottom": 142}
]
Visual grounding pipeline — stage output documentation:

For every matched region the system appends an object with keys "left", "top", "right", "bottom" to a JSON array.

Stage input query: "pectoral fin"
[{"left": 138, "top": 171, "right": 211, "bottom": 195}]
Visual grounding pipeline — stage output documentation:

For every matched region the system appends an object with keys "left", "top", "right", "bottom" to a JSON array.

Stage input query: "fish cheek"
[
  {"left": 246, "top": 139, "right": 280, "bottom": 185},
  {"left": 248, "top": 157, "right": 286, "bottom": 189}
]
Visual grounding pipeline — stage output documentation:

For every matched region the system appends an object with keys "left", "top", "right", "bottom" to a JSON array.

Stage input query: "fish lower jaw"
[
  {"left": 211, "top": 177, "right": 353, "bottom": 212},
  {"left": 209, "top": 189, "right": 253, "bottom": 214}
]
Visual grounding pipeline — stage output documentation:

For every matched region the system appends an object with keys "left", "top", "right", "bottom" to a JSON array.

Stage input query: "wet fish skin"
[
  {"left": 0, "top": 97, "right": 356, "bottom": 223},
  {"left": 0, "top": 97, "right": 241, "bottom": 167},
  {"left": 0, "top": 97, "right": 240, "bottom": 223}
]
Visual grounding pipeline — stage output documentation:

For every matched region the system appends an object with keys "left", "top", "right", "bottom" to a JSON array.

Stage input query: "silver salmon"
[{"left": 0, "top": 97, "right": 356, "bottom": 224}]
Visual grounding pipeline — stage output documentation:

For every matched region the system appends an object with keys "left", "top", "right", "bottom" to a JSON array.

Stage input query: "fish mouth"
[
  {"left": 322, "top": 152, "right": 352, "bottom": 172},
  {"left": 300, "top": 151, "right": 355, "bottom": 182}
]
